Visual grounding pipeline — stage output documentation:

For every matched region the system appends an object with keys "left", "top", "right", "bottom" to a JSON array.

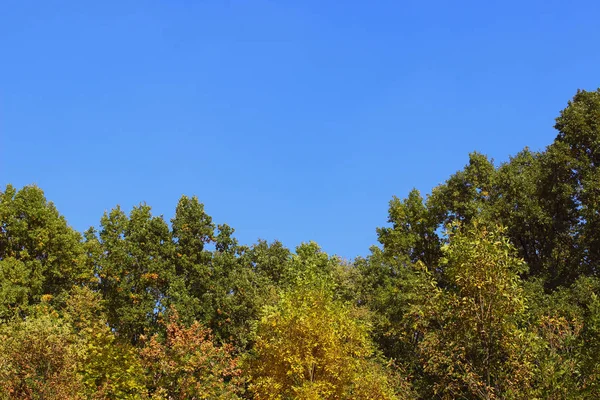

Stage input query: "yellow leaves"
[
  {"left": 246, "top": 288, "right": 405, "bottom": 399},
  {"left": 130, "top": 293, "right": 140, "bottom": 304},
  {"left": 41, "top": 294, "right": 53, "bottom": 303},
  {"left": 79, "top": 324, "right": 147, "bottom": 399}
]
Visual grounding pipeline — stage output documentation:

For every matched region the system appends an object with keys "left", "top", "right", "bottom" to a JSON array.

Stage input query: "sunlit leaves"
[
  {"left": 246, "top": 285, "right": 410, "bottom": 399},
  {"left": 140, "top": 312, "right": 244, "bottom": 400},
  {"left": 409, "top": 221, "right": 536, "bottom": 399},
  {"left": 0, "top": 185, "right": 88, "bottom": 316}
]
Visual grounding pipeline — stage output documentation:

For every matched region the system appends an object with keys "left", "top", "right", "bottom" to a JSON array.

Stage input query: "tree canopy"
[{"left": 2, "top": 88, "right": 600, "bottom": 399}]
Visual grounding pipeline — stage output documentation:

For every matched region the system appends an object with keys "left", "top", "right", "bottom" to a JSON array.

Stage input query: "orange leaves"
[
  {"left": 539, "top": 315, "right": 582, "bottom": 350},
  {"left": 141, "top": 272, "right": 159, "bottom": 281},
  {"left": 139, "top": 311, "right": 244, "bottom": 399},
  {"left": 0, "top": 313, "right": 84, "bottom": 399}
]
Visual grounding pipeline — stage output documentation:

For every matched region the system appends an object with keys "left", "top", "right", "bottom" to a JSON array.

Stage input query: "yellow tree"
[
  {"left": 246, "top": 280, "right": 411, "bottom": 399},
  {"left": 64, "top": 287, "right": 146, "bottom": 399}
]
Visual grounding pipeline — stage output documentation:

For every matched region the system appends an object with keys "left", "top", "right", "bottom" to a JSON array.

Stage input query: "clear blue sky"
[{"left": 2, "top": 1, "right": 599, "bottom": 258}]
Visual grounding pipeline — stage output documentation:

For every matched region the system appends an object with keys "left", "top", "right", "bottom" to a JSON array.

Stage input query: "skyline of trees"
[{"left": 2, "top": 88, "right": 600, "bottom": 399}]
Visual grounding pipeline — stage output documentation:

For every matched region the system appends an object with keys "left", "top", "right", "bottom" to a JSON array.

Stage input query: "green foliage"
[
  {"left": 408, "top": 221, "right": 536, "bottom": 399},
  {"left": 554, "top": 89, "right": 600, "bottom": 276},
  {"left": 283, "top": 241, "right": 339, "bottom": 290},
  {"left": 0, "top": 257, "right": 34, "bottom": 320},
  {"left": 86, "top": 204, "right": 175, "bottom": 344},
  {"left": 542, "top": 277, "right": 600, "bottom": 398},
  {"left": 248, "top": 239, "right": 292, "bottom": 285},
  {"left": 3, "top": 88, "right": 600, "bottom": 399},
  {"left": 428, "top": 152, "right": 497, "bottom": 226},
  {"left": 526, "top": 287, "right": 583, "bottom": 398},
  {"left": 168, "top": 195, "right": 215, "bottom": 324},
  {"left": 378, "top": 189, "right": 442, "bottom": 269},
  {"left": 0, "top": 185, "right": 88, "bottom": 318},
  {"left": 168, "top": 196, "right": 282, "bottom": 349},
  {"left": 352, "top": 247, "right": 429, "bottom": 369}
]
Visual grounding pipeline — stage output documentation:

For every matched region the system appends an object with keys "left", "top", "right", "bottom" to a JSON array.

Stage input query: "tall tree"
[
  {"left": 86, "top": 204, "right": 174, "bottom": 343},
  {"left": 169, "top": 195, "right": 281, "bottom": 349},
  {"left": 553, "top": 89, "right": 600, "bottom": 277},
  {"left": 409, "top": 221, "right": 536, "bottom": 399},
  {"left": 0, "top": 184, "right": 88, "bottom": 319}
]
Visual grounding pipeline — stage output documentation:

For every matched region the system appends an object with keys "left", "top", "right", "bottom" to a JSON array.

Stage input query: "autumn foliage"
[
  {"left": 246, "top": 286, "right": 407, "bottom": 399},
  {"left": 3, "top": 89, "right": 600, "bottom": 398},
  {"left": 140, "top": 312, "right": 244, "bottom": 399}
]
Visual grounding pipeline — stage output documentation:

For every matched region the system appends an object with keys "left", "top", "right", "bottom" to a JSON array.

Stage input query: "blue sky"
[{"left": 2, "top": 0, "right": 599, "bottom": 258}]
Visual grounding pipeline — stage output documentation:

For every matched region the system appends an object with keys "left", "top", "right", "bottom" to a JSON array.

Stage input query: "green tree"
[
  {"left": 246, "top": 239, "right": 291, "bottom": 286},
  {"left": 352, "top": 247, "right": 426, "bottom": 370},
  {"left": 0, "top": 184, "right": 89, "bottom": 318},
  {"left": 428, "top": 152, "right": 497, "bottom": 227},
  {"left": 357, "top": 190, "right": 444, "bottom": 366},
  {"left": 168, "top": 195, "right": 215, "bottom": 325},
  {"left": 378, "top": 189, "right": 442, "bottom": 270},
  {"left": 553, "top": 89, "right": 600, "bottom": 278},
  {"left": 521, "top": 278, "right": 584, "bottom": 399},
  {"left": 531, "top": 276, "right": 600, "bottom": 398},
  {"left": 409, "top": 221, "right": 536, "bottom": 399},
  {"left": 169, "top": 196, "right": 274, "bottom": 348},
  {"left": 86, "top": 204, "right": 174, "bottom": 344}
]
